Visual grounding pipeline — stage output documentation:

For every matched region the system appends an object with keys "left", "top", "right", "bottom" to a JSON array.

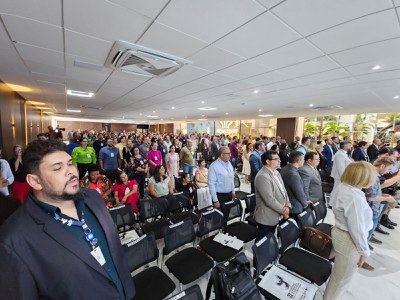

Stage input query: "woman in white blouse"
[{"left": 324, "top": 161, "right": 375, "bottom": 300}]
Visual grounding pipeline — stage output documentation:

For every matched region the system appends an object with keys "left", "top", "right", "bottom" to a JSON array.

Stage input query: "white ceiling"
[{"left": 1, "top": 0, "right": 400, "bottom": 123}]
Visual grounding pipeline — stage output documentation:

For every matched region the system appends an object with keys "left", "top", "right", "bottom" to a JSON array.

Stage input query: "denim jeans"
[
  {"left": 368, "top": 202, "right": 385, "bottom": 240},
  {"left": 183, "top": 164, "right": 194, "bottom": 179}
]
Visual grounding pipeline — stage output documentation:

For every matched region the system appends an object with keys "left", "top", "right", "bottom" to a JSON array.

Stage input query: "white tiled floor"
[{"left": 160, "top": 179, "right": 400, "bottom": 300}]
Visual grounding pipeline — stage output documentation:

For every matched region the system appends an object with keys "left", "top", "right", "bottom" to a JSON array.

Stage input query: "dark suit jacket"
[
  {"left": 322, "top": 145, "right": 334, "bottom": 169},
  {"left": 280, "top": 165, "right": 308, "bottom": 214},
  {"left": 367, "top": 144, "right": 379, "bottom": 163},
  {"left": 0, "top": 189, "right": 135, "bottom": 300},
  {"left": 249, "top": 150, "right": 263, "bottom": 182},
  {"left": 352, "top": 147, "right": 369, "bottom": 162}
]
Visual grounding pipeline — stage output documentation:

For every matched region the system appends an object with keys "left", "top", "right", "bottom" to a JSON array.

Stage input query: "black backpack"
[{"left": 205, "top": 253, "right": 262, "bottom": 300}]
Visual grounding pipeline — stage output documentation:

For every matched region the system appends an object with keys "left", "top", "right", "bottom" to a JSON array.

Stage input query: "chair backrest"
[
  {"left": 221, "top": 199, "right": 243, "bottom": 224},
  {"left": 168, "top": 192, "right": 191, "bottom": 213},
  {"left": 109, "top": 204, "right": 135, "bottom": 229},
  {"left": 244, "top": 193, "right": 256, "bottom": 214},
  {"left": 139, "top": 197, "right": 168, "bottom": 222},
  {"left": 197, "top": 207, "right": 224, "bottom": 237},
  {"left": 298, "top": 208, "right": 316, "bottom": 230},
  {"left": 123, "top": 233, "right": 158, "bottom": 272},
  {"left": 234, "top": 173, "right": 240, "bottom": 189},
  {"left": 163, "top": 218, "right": 196, "bottom": 255},
  {"left": 252, "top": 233, "right": 279, "bottom": 278},
  {"left": 166, "top": 284, "right": 204, "bottom": 300},
  {"left": 312, "top": 201, "right": 327, "bottom": 224},
  {"left": 277, "top": 219, "right": 300, "bottom": 253}
]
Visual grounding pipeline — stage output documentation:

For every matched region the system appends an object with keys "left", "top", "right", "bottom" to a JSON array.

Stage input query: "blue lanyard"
[{"left": 54, "top": 211, "right": 98, "bottom": 249}]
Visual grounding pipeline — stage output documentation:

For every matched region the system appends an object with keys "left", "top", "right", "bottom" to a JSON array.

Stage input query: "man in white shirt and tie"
[{"left": 331, "top": 141, "right": 353, "bottom": 191}]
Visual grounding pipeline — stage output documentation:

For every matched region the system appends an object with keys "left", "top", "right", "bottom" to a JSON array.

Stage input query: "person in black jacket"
[
  {"left": 0, "top": 139, "right": 135, "bottom": 300},
  {"left": 367, "top": 138, "right": 381, "bottom": 163}
]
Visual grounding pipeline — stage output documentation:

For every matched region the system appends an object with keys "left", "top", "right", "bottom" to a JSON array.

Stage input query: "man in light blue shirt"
[
  {"left": 99, "top": 138, "right": 121, "bottom": 182},
  {"left": 208, "top": 146, "right": 235, "bottom": 208}
]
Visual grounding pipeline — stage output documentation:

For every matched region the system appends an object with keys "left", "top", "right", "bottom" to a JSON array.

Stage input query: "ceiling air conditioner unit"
[{"left": 105, "top": 40, "right": 191, "bottom": 77}]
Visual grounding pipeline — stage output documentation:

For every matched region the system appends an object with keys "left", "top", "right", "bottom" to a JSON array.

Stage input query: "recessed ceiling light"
[
  {"left": 198, "top": 107, "right": 216, "bottom": 111},
  {"left": 67, "top": 90, "right": 94, "bottom": 98},
  {"left": 147, "top": 115, "right": 158, "bottom": 118},
  {"left": 371, "top": 65, "right": 381, "bottom": 71},
  {"left": 253, "top": 90, "right": 259, "bottom": 94},
  {"left": 153, "top": 110, "right": 156, "bottom": 113},
  {"left": 258, "top": 114, "right": 273, "bottom": 117},
  {"left": 309, "top": 104, "right": 314, "bottom": 107},
  {"left": 201, "top": 100, "right": 205, "bottom": 104},
  {"left": 198, "top": 118, "right": 207, "bottom": 121},
  {"left": 171, "top": 106, "right": 175, "bottom": 109},
  {"left": 139, "top": 113, "right": 143, "bottom": 115},
  {"left": 202, "top": 115, "right": 205, "bottom": 117},
  {"left": 225, "top": 112, "right": 229, "bottom": 115},
  {"left": 258, "top": 109, "right": 262, "bottom": 112},
  {"left": 394, "top": 95, "right": 399, "bottom": 99},
  {"left": 67, "top": 109, "right": 81, "bottom": 113}
]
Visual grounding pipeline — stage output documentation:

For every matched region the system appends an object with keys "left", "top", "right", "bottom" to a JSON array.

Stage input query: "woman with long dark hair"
[{"left": 148, "top": 165, "right": 173, "bottom": 198}]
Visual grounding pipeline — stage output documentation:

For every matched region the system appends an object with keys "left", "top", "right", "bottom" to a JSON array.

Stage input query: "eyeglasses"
[
  {"left": 271, "top": 158, "right": 281, "bottom": 161},
  {"left": 222, "top": 152, "right": 231, "bottom": 155}
]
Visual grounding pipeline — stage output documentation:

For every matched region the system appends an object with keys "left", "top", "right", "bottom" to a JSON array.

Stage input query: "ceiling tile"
[
  {"left": 330, "top": 38, "right": 400, "bottom": 66},
  {"left": 355, "top": 69, "right": 400, "bottom": 83},
  {"left": 278, "top": 56, "right": 341, "bottom": 78},
  {"left": 296, "top": 68, "right": 351, "bottom": 85},
  {"left": 108, "top": 0, "right": 169, "bottom": 19},
  {"left": 256, "top": 0, "right": 286, "bottom": 9},
  {"left": 0, "top": 0, "right": 61, "bottom": 26},
  {"left": 246, "top": 70, "right": 289, "bottom": 85},
  {"left": 308, "top": 9, "right": 400, "bottom": 54},
  {"left": 2, "top": 14, "right": 63, "bottom": 51},
  {"left": 65, "top": 30, "right": 112, "bottom": 64},
  {"left": 344, "top": 57, "right": 400, "bottom": 76},
  {"left": 195, "top": 73, "right": 238, "bottom": 87},
  {"left": 188, "top": 45, "right": 244, "bottom": 72},
  {"left": 63, "top": 0, "right": 152, "bottom": 43},
  {"left": 272, "top": 0, "right": 394, "bottom": 36},
  {"left": 157, "top": 0, "right": 266, "bottom": 43},
  {"left": 138, "top": 21, "right": 208, "bottom": 58},
  {"left": 253, "top": 39, "right": 324, "bottom": 69},
  {"left": 151, "top": 65, "right": 211, "bottom": 88},
  {"left": 36, "top": 80, "right": 65, "bottom": 94},
  {"left": 214, "top": 12, "right": 301, "bottom": 58},
  {"left": 310, "top": 77, "right": 359, "bottom": 90},
  {"left": 218, "top": 60, "right": 270, "bottom": 79},
  {"left": 16, "top": 43, "right": 64, "bottom": 68}
]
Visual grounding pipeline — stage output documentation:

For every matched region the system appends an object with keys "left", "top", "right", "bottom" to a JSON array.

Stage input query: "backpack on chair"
[{"left": 205, "top": 253, "right": 262, "bottom": 300}]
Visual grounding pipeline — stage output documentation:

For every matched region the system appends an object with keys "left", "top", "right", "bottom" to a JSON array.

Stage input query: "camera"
[{"left": 56, "top": 127, "right": 66, "bottom": 132}]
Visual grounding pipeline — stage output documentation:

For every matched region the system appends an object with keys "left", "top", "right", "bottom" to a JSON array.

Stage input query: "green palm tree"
[
  {"left": 322, "top": 121, "right": 350, "bottom": 137},
  {"left": 352, "top": 114, "right": 372, "bottom": 141}
]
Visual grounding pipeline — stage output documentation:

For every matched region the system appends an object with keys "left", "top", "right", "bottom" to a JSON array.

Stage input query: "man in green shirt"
[{"left": 179, "top": 140, "right": 195, "bottom": 179}]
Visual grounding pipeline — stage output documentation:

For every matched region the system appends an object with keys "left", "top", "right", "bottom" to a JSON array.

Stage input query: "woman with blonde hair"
[{"left": 323, "top": 161, "right": 376, "bottom": 300}]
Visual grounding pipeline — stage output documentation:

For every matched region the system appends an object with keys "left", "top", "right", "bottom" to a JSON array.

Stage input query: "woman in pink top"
[
  {"left": 113, "top": 170, "right": 140, "bottom": 212},
  {"left": 147, "top": 141, "right": 162, "bottom": 175}
]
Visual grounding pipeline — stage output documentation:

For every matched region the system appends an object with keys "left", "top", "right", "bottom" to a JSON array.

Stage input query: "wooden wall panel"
[{"left": 276, "top": 118, "right": 297, "bottom": 143}]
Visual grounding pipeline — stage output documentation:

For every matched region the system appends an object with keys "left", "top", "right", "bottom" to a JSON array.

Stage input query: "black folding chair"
[
  {"left": 198, "top": 207, "right": 241, "bottom": 262},
  {"left": 312, "top": 201, "right": 333, "bottom": 236},
  {"left": 165, "top": 284, "right": 204, "bottom": 300},
  {"left": 168, "top": 192, "right": 198, "bottom": 225},
  {"left": 234, "top": 173, "right": 250, "bottom": 200},
  {"left": 139, "top": 197, "right": 171, "bottom": 239},
  {"left": 123, "top": 233, "right": 175, "bottom": 300},
  {"left": 277, "top": 219, "right": 332, "bottom": 286},
  {"left": 244, "top": 193, "right": 257, "bottom": 226},
  {"left": 109, "top": 203, "right": 135, "bottom": 232},
  {"left": 163, "top": 218, "right": 214, "bottom": 287},
  {"left": 221, "top": 199, "right": 256, "bottom": 243},
  {"left": 297, "top": 208, "right": 316, "bottom": 232}
]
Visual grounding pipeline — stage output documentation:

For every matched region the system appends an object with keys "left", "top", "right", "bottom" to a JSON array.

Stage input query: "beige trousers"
[{"left": 323, "top": 227, "right": 360, "bottom": 300}]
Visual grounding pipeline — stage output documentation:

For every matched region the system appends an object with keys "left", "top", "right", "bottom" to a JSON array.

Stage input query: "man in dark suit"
[
  {"left": 352, "top": 141, "right": 370, "bottom": 162},
  {"left": 0, "top": 140, "right": 135, "bottom": 300},
  {"left": 322, "top": 138, "right": 334, "bottom": 172},
  {"left": 280, "top": 151, "right": 311, "bottom": 220},
  {"left": 331, "top": 136, "right": 339, "bottom": 154},
  {"left": 367, "top": 138, "right": 381, "bottom": 164},
  {"left": 210, "top": 135, "right": 220, "bottom": 162},
  {"left": 249, "top": 141, "right": 265, "bottom": 194},
  {"left": 299, "top": 152, "right": 324, "bottom": 204}
]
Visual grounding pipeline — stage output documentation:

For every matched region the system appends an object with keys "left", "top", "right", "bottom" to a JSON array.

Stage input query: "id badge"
[
  {"left": 86, "top": 154, "right": 91, "bottom": 159},
  {"left": 110, "top": 153, "right": 114, "bottom": 158},
  {"left": 189, "top": 187, "right": 193, "bottom": 193},
  {"left": 154, "top": 156, "right": 158, "bottom": 161},
  {"left": 91, "top": 247, "right": 106, "bottom": 266}
]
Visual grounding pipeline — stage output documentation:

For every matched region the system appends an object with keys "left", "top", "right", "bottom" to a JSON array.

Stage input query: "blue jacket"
[
  {"left": 322, "top": 144, "right": 334, "bottom": 169},
  {"left": 249, "top": 149, "right": 263, "bottom": 182}
]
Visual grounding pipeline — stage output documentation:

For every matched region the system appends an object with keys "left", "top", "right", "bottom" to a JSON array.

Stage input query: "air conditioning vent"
[
  {"left": 309, "top": 105, "right": 343, "bottom": 110},
  {"left": 105, "top": 41, "right": 191, "bottom": 78}
]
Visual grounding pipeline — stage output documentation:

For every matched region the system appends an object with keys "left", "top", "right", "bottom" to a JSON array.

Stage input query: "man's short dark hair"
[
  {"left": 358, "top": 141, "right": 368, "bottom": 148},
  {"left": 339, "top": 141, "right": 351, "bottom": 149},
  {"left": 379, "top": 147, "right": 394, "bottom": 156},
  {"left": 304, "top": 151, "right": 318, "bottom": 161},
  {"left": 23, "top": 140, "right": 67, "bottom": 175},
  {"left": 254, "top": 141, "right": 263, "bottom": 151},
  {"left": 288, "top": 151, "right": 304, "bottom": 164},
  {"left": 261, "top": 150, "right": 277, "bottom": 165},
  {"left": 331, "top": 136, "right": 338, "bottom": 141},
  {"left": 87, "top": 164, "right": 101, "bottom": 173},
  {"left": 301, "top": 136, "right": 310, "bottom": 144}
]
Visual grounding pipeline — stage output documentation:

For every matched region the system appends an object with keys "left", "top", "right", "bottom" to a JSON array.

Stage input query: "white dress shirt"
[
  {"left": 331, "top": 182, "right": 373, "bottom": 257},
  {"left": 331, "top": 150, "right": 351, "bottom": 182},
  {"left": 0, "top": 159, "right": 14, "bottom": 196}
]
